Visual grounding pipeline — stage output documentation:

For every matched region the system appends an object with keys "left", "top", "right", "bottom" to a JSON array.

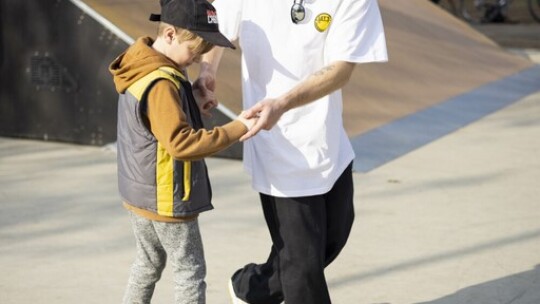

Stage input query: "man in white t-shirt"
[{"left": 195, "top": 0, "right": 387, "bottom": 303}]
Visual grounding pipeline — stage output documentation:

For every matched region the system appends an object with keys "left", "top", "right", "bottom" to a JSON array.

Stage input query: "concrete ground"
[
  {"left": 2, "top": 2, "right": 540, "bottom": 303},
  {"left": 1, "top": 88, "right": 540, "bottom": 304}
]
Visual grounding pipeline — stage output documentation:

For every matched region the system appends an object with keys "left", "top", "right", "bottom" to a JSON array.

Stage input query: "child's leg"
[
  {"left": 154, "top": 218, "right": 206, "bottom": 304},
  {"left": 123, "top": 212, "right": 167, "bottom": 304}
]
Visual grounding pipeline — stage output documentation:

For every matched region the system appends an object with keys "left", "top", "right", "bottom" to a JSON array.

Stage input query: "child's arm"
[{"left": 145, "top": 79, "right": 252, "bottom": 161}]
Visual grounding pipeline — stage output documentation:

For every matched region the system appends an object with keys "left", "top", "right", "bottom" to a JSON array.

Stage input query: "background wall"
[{"left": 0, "top": 0, "right": 125, "bottom": 146}]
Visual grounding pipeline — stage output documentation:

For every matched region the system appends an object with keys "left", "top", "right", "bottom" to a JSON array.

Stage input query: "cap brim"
[
  {"left": 149, "top": 13, "right": 161, "bottom": 22},
  {"left": 193, "top": 31, "right": 236, "bottom": 49}
]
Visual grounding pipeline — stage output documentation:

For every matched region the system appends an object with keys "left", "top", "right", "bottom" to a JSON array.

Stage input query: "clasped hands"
[{"left": 193, "top": 77, "right": 285, "bottom": 142}]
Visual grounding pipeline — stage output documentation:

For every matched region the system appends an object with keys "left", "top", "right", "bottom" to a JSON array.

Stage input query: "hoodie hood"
[{"left": 109, "top": 36, "right": 180, "bottom": 93}]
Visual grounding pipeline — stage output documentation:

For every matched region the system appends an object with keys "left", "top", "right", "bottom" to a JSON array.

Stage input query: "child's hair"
[{"left": 158, "top": 22, "right": 214, "bottom": 55}]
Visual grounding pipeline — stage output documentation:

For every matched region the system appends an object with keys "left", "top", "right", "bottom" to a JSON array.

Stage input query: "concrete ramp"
[
  {"left": 345, "top": 0, "right": 534, "bottom": 135},
  {"left": 348, "top": 0, "right": 539, "bottom": 171},
  {"left": 11, "top": 0, "right": 538, "bottom": 168},
  {"left": 81, "top": 1, "right": 532, "bottom": 111},
  {"left": 83, "top": 1, "right": 534, "bottom": 121}
]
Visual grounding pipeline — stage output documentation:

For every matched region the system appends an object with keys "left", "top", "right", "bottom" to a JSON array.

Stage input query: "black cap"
[{"left": 149, "top": 0, "right": 235, "bottom": 49}]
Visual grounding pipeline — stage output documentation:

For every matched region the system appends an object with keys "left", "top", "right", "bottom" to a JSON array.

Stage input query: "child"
[{"left": 108, "top": 0, "right": 253, "bottom": 303}]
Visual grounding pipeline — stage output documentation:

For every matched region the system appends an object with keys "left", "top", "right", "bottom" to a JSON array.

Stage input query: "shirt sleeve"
[
  {"left": 146, "top": 79, "right": 247, "bottom": 161},
  {"left": 325, "top": 0, "right": 388, "bottom": 63},
  {"left": 213, "top": 0, "right": 244, "bottom": 41}
]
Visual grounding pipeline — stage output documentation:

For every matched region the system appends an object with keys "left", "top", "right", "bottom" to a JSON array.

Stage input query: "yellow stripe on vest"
[
  {"left": 156, "top": 142, "right": 174, "bottom": 216},
  {"left": 126, "top": 67, "right": 185, "bottom": 100},
  {"left": 182, "top": 161, "right": 192, "bottom": 201}
]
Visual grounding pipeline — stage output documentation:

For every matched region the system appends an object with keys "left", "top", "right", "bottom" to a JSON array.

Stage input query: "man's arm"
[{"left": 240, "top": 61, "right": 355, "bottom": 141}]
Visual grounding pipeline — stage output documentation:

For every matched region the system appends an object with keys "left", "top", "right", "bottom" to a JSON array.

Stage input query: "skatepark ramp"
[
  {"left": 0, "top": 0, "right": 125, "bottom": 146},
  {"left": 1, "top": 0, "right": 537, "bottom": 167}
]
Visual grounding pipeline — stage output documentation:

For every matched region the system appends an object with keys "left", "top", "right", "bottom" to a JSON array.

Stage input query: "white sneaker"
[{"left": 228, "top": 279, "right": 249, "bottom": 304}]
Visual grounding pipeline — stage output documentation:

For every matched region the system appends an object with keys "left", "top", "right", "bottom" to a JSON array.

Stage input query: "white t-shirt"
[{"left": 213, "top": 0, "right": 388, "bottom": 197}]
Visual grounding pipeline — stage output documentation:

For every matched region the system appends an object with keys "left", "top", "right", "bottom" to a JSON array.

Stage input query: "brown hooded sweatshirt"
[
  {"left": 110, "top": 36, "right": 247, "bottom": 159},
  {"left": 109, "top": 37, "right": 247, "bottom": 222}
]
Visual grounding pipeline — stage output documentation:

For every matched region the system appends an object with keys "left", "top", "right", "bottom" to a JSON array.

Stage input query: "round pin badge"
[{"left": 314, "top": 13, "right": 332, "bottom": 32}]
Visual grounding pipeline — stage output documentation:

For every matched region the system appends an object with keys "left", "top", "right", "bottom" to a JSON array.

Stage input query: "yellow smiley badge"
[{"left": 314, "top": 13, "right": 332, "bottom": 32}]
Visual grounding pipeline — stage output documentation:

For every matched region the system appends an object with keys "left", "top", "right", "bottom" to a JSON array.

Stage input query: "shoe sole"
[{"left": 228, "top": 279, "right": 249, "bottom": 304}]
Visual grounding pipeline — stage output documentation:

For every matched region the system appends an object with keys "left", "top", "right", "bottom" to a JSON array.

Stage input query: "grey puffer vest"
[{"left": 116, "top": 67, "right": 213, "bottom": 217}]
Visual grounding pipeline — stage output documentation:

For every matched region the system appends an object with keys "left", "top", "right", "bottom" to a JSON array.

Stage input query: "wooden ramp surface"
[{"left": 84, "top": 0, "right": 535, "bottom": 137}]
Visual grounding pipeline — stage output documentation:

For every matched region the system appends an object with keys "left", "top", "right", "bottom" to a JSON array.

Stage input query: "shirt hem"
[
  {"left": 332, "top": 54, "right": 389, "bottom": 64},
  {"left": 249, "top": 157, "right": 354, "bottom": 198}
]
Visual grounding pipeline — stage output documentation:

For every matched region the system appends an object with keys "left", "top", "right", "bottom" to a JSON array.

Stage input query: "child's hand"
[
  {"left": 193, "top": 75, "right": 218, "bottom": 118},
  {"left": 236, "top": 111, "right": 258, "bottom": 131}
]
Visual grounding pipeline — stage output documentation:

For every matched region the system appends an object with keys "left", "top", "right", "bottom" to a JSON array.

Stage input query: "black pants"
[{"left": 231, "top": 163, "right": 355, "bottom": 304}]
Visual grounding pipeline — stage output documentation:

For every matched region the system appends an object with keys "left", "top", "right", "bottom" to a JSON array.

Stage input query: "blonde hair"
[{"left": 158, "top": 23, "right": 214, "bottom": 55}]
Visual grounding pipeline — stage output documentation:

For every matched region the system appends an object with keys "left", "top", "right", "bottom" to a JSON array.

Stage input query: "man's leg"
[
  {"left": 230, "top": 200, "right": 285, "bottom": 304},
  {"left": 232, "top": 194, "right": 331, "bottom": 304},
  {"left": 324, "top": 163, "right": 355, "bottom": 266}
]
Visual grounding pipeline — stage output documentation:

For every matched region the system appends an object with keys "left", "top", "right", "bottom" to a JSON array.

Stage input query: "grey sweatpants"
[{"left": 123, "top": 211, "right": 206, "bottom": 304}]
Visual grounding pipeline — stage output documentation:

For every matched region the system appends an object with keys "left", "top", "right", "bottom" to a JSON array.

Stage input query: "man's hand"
[
  {"left": 192, "top": 73, "right": 218, "bottom": 118},
  {"left": 240, "top": 98, "right": 286, "bottom": 142}
]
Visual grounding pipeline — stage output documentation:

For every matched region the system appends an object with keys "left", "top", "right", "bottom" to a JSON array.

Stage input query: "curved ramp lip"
[{"left": 69, "top": 0, "right": 134, "bottom": 45}]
